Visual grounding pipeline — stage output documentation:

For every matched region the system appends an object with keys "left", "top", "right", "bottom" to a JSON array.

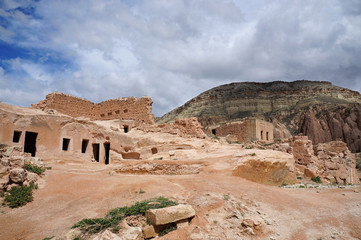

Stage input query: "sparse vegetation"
[
  {"left": 3, "top": 183, "right": 37, "bottom": 208},
  {"left": 297, "top": 176, "right": 302, "bottom": 180},
  {"left": 311, "top": 176, "right": 322, "bottom": 184},
  {"left": 223, "top": 193, "right": 230, "bottom": 201},
  {"left": 25, "top": 163, "right": 47, "bottom": 175},
  {"left": 73, "top": 197, "right": 177, "bottom": 235},
  {"left": 251, "top": 153, "right": 256, "bottom": 156},
  {"left": 139, "top": 188, "right": 145, "bottom": 194},
  {"left": 42, "top": 236, "right": 55, "bottom": 240}
]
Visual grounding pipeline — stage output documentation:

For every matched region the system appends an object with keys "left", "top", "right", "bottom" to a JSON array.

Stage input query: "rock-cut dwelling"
[{"left": 0, "top": 92, "right": 156, "bottom": 164}]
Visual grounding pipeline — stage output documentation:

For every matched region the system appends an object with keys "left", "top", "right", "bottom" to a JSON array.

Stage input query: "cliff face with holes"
[
  {"left": 158, "top": 80, "right": 361, "bottom": 152},
  {"left": 31, "top": 92, "right": 155, "bottom": 124}
]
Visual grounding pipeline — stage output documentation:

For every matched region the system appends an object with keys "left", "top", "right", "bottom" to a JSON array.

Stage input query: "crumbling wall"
[
  {"left": 93, "top": 97, "right": 155, "bottom": 124},
  {"left": 31, "top": 92, "right": 94, "bottom": 118},
  {"left": 31, "top": 92, "right": 155, "bottom": 124}
]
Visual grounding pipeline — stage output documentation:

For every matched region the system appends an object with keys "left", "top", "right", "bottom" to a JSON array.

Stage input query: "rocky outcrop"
[
  {"left": 0, "top": 145, "right": 45, "bottom": 190},
  {"left": 158, "top": 80, "right": 361, "bottom": 152},
  {"left": 268, "top": 136, "right": 358, "bottom": 184},
  {"left": 232, "top": 149, "right": 296, "bottom": 185}
]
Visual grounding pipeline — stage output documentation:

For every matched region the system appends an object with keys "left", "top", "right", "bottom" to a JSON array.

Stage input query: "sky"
[{"left": 1, "top": 0, "right": 361, "bottom": 117}]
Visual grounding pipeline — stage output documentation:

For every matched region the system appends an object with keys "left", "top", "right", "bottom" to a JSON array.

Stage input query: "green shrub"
[
  {"left": 73, "top": 197, "right": 177, "bottom": 235},
  {"left": 42, "top": 236, "right": 55, "bottom": 240},
  {"left": 311, "top": 176, "right": 322, "bottom": 184},
  {"left": 297, "top": 176, "right": 302, "bottom": 180},
  {"left": 25, "top": 164, "right": 46, "bottom": 175},
  {"left": 4, "top": 185, "right": 34, "bottom": 208}
]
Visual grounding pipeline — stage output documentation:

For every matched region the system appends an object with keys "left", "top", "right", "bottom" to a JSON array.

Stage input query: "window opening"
[
  {"left": 13, "top": 131, "right": 21, "bottom": 143},
  {"left": 81, "top": 139, "right": 89, "bottom": 153},
  {"left": 62, "top": 138, "right": 70, "bottom": 151}
]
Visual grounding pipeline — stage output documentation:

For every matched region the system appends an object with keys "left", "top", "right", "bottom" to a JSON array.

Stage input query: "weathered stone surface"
[
  {"left": 92, "top": 229, "right": 122, "bottom": 240},
  {"left": 65, "top": 228, "right": 82, "bottom": 240},
  {"left": 145, "top": 204, "right": 195, "bottom": 226},
  {"left": 32, "top": 92, "right": 155, "bottom": 124},
  {"left": 9, "top": 168, "right": 27, "bottom": 184},
  {"left": 232, "top": 150, "right": 296, "bottom": 185},
  {"left": 9, "top": 157, "right": 24, "bottom": 168},
  {"left": 142, "top": 225, "right": 157, "bottom": 238},
  {"left": 120, "top": 227, "right": 142, "bottom": 240}
]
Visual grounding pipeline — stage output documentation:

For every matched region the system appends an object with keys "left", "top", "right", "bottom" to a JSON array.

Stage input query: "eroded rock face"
[
  {"left": 273, "top": 136, "right": 358, "bottom": 184},
  {"left": 158, "top": 80, "right": 361, "bottom": 152},
  {"left": 232, "top": 149, "right": 296, "bottom": 185}
]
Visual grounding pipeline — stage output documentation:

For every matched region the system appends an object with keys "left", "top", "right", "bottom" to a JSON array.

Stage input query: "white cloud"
[{"left": 0, "top": 0, "right": 361, "bottom": 116}]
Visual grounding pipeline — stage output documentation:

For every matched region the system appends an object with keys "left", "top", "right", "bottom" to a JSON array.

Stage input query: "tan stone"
[
  {"left": 145, "top": 204, "right": 195, "bottom": 226},
  {"left": 304, "top": 168, "right": 317, "bottom": 178},
  {"left": 92, "top": 229, "right": 122, "bottom": 240},
  {"left": 142, "top": 225, "right": 157, "bottom": 238},
  {"left": 9, "top": 168, "right": 27, "bottom": 184}
]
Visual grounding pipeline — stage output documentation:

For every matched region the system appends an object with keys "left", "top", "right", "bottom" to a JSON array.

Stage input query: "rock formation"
[{"left": 158, "top": 80, "right": 361, "bottom": 152}]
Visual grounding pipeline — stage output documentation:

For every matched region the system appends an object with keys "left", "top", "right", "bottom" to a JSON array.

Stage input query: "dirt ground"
[{"left": 1, "top": 145, "right": 360, "bottom": 240}]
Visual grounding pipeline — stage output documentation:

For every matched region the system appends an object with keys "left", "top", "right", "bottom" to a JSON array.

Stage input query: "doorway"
[
  {"left": 24, "top": 131, "right": 38, "bottom": 157},
  {"left": 92, "top": 143, "right": 100, "bottom": 162},
  {"left": 82, "top": 139, "right": 89, "bottom": 153},
  {"left": 104, "top": 142, "right": 110, "bottom": 165}
]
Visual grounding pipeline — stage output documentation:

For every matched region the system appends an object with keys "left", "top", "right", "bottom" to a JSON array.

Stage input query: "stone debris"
[
  {"left": 0, "top": 145, "right": 44, "bottom": 191},
  {"left": 145, "top": 204, "right": 195, "bottom": 226}
]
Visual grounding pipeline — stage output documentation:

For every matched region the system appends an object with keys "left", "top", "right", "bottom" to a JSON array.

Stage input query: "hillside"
[{"left": 158, "top": 80, "right": 361, "bottom": 152}]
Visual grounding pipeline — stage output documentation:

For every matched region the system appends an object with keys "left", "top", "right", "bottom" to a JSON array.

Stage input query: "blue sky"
[{"left": 1, "top": 0, "right": 361, "bottom": 116}]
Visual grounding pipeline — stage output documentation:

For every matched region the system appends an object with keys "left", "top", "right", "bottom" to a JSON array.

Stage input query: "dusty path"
[{"left": 0, "top": 156, "right": 360, "bottom": 240}]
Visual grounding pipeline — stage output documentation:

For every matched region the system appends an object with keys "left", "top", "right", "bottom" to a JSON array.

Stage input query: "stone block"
[
  {"left": 142, "top": 225, "right": 157, "bottom": 239},
  {"left": 145, "top": 204, "right": 195, "bottom": 226}
]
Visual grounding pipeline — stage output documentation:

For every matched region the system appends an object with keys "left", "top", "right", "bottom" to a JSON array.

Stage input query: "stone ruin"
[
  {"left": 31, "top": 92, "right": 155, "bottom": 124},
  {"left": 206, "top": 118, "right": 274, "bottom": 143}
]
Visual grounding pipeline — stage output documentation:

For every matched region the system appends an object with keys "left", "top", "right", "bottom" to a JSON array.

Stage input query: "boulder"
[
  {"left": 10, "top": 157, "right": 24, "bottom": 168},
  {"left": 92, "top": 229, "right": 122, "bottom": 240},
  {"left": 145, "top": 204, "right": 195, "bottom": 226},
  {"left": 142, "top": 225, "right": 157, "bottom": 239},
  {"left": 9, "top": 168, "right": 27, "bottom": 184},
  {"left": 119, "top": 227, "right": 142, "bottom": 240}
]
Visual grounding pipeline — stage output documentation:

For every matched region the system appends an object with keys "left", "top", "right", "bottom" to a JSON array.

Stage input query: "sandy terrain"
[{"left": 0, "top": 145, "right": 360, "bottom": 240}]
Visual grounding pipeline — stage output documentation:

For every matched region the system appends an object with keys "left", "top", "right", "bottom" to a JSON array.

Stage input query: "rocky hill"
[{"left": 158, "top": 80, "right": 361, "bottom": 152}]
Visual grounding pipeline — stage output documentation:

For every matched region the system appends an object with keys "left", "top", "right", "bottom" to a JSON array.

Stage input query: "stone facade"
[
  {"left": 207, "top": 119, "right": 274, "bottom": 143},
  {"left": 31, "top": 92, "right": 155, "bottom": 124}
]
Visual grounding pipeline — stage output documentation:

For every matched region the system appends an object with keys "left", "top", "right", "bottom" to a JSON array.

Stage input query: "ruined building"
[
  {"left": 206, "top": 119, "right": 274, "bottom": 143},
  {"left": 31, "top": 92, "right": 155, "bottom": 124},
  {"left": 0, "top": 92, "right": 156, "bottom": 164}
]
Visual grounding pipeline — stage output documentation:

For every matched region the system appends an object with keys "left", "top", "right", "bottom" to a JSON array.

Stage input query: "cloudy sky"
[{"left": 1, "top": 0, "right": 361, "bottom": 116}]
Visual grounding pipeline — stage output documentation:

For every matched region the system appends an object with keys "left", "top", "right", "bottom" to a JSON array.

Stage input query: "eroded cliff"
[{"left": 158, "top": 80, "right": 361, "bottom": 152}]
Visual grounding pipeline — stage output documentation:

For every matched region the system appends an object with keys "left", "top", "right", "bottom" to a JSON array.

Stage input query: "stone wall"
[
  {"left": 207, "top": 119, "right": 274, "bottom": 143},
  {"left": 31, "top": 92, "right": 155, "bottom": 124}
]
